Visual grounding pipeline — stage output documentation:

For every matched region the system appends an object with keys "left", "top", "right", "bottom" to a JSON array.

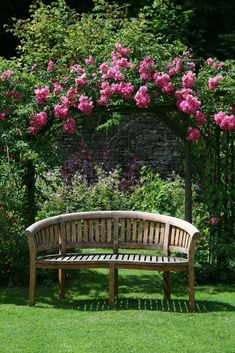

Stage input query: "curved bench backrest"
[{"left": 26, "top": 211, "right": 200, "bottom": 257}]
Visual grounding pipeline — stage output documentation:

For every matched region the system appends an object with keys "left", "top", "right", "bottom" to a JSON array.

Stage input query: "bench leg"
[
  {"left": 29, "top": 263, "right": 36, "bottom": 306},
  {"left": 163, "top": 271, "right": 171, "bottom": 301},
  {"left": 188, "top": 268, "right": 195, "bottom": 311},
  {"left": 109, "top": 264, "right": 118, "bottom": 307},
  {"left": 58, "top": 269, "right": 65, "bottom": 299}
]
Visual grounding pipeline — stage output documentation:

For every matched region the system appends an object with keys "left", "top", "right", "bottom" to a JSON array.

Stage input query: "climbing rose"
[
  {"left": 115, "top": 43, "right": 131, "bottom": 57},
  {"left": 70, "top": 64, "right": 85, "bottom": 74},
  {"left": 154, "top": 73, "right": 170, "bottom": 88},
  {"left": 214, "top": 112, "right": 235, "bottom": 130},
  {"left": 186, "top": 127, "right": 201, "bottom": 142},
  {"left": 182, "top": 71, "right": 196, "bottom": 88},
  {"left": 195, "top": 111, "right": 207, "bottom": 125},
  {"left": 214, "top": 62, "right": 224, "bottom": 70},
  {"left": 99, "top": 62, "right": 109, "bottom": 72},
  {"left": 207, "top": 58, "right": 214, "bottom": 66},
  {"left": 31, "top": 64, "right": 38, "bottom": 71},
  {"left": 139, "top": 56, "right": 154, "bottom": 82},
  {"left": 175, "top": 88, "right": 192, "bottom": 100},
  {"left": 178, "top": 95, "right": 201, "bottom": 115},
  {"left": 104, "top": 66, "right": 125, "bottom": 81},
  {"left": 167, "top": 57, "right": 183, "bottom": 76},
  {"left": 75, "top": 73, "right": 87, "bottom": 86},
  {"left": 120, "top": 82, "right": 135, "bottom": 99},
  {"left": 208, "top": 75, "right": 222, "bottom": 92},
  {"left": 134, "top": 86, "right": 150, "bottom": 108},
  {"left": 78, "top": 95, "right": 94, "bottom": 115},
  {"left": 111, "top": 82, "right": 135, "bottom": 99},
  {"left": 47, "top": 60, "right": 54, "bottom": 72},
  {"left": 54, "top": 104, "right": 69, "bottom": 119},
  {"left": 63, "top": 118, "right": 77, "bottom": 134},
  {"left": 0, "top": 69, "right": 13, "bottom": 80},
  {"left": 162, "top": 82, "right": 174, "bottom": 95},
  {"left": 53, "top": 83, "right": 63, "bottom": 96},
  {"left": 209, "top": 217, "right": 219, "bottom": 225},
  {"left": 100, "top": 82, "right": 112, "bottom": 99},
  {"left": 28, "top": 112, "right": 47, "bottom": 135},
  {"left": 0, "top": 112, "right": 6, "bottom": 121},
  {"left": 35, "top": 86, "right": 50, "bottom": 104},
  {"left": 85, "top": 55, "right": 95, "bottom": 65},
  {"left": 187, "top": 62, "right": 196, "bottom": 71}
]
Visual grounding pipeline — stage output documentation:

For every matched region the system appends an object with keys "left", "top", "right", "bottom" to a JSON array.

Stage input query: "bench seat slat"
[{"left": 36, "top": 253, "right": 188, "bottom": 266}]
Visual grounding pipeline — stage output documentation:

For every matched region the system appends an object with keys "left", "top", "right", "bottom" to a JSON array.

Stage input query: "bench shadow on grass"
[{"left": 1, "top": 269, "right": 234, "bottom": 313}]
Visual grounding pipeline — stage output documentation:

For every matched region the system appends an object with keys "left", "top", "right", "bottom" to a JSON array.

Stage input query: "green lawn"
[{"left": 0, "top": 269, "right": 234, "bottom": 353}]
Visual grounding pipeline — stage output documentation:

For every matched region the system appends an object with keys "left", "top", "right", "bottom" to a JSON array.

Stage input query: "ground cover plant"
[{"left": 0, "top": 269, "right": 234, "bottom": 353}]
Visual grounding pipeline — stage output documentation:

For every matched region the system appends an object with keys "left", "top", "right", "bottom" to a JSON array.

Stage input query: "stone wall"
[{"left": 58, "top": 112, "right": 184, "bottom": 177}]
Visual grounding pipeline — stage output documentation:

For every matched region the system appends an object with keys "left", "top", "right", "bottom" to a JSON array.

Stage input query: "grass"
[{"left": 0, "top": 268, "right": 235, "bottom": 353}]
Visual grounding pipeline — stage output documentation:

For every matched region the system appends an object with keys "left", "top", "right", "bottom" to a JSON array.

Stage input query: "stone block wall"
[{"left": 58, "top": 112, "right": 184, "bottom": 177}]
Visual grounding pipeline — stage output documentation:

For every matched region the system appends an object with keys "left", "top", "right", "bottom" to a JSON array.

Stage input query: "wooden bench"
[{"left": 26, "top": 211, "right": 200, "bottom": 310}]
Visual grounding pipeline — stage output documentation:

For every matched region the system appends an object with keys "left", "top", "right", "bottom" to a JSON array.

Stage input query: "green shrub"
[
  {"left": 0, "top": 160, "right": 28, "bottom": 285},
  {"left": 37, "top": 166, "right": 185, "bottom": 219}
]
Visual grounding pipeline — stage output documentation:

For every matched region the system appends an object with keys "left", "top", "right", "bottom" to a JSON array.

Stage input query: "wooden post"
[
  {"left": 184, "top": 141, "right": 192, "bottom": 223},
  {"left": 163, "top": 272, "right": 170, "bottom": 300},
  {"left": 109, "top": 263, "right": 118, "bottom": 307},
  {"left": 58, "top": 269, "right": 65, "bottom": 299}
]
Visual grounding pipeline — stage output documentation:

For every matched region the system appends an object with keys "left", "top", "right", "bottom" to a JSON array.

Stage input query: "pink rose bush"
[
  {"left": 28, "top": 112, "right": 47, "bottom": 135},
  {"left": 214, "top": 112, "right": 235, "bottom": 130},
  {"left": 209, "top": 217, "right": 219, "bottom": 225},
  {"left": 35, "top": 86, "right": 50, "bottom": 104},
  {"left": 0, "top": 44, "right": 234, "bottom": 139}
]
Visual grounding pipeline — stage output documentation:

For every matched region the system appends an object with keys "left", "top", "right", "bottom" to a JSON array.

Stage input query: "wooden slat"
[
  {"left": 107, "top": 219, "right": 112, "bottom": 242},
  {"left": 132, "top": 219, "right": 137, "bottom": 242},
  {"left": 66, "top": 222, "right": 71, "bottom": 244},
  {"left": 41, "top": 229, "right": 46, "bottom": 245},
  {"left": 185, "top": 233, "right": 190, "bottom": 249},
  {"left": 60, "top": 221, "right": 66, "bottom": 254},
  {"left": 95, "top": 219, "right": 100, "bottom": 242},
  {"left": 126, "top": 219, "right": 131, "bottom": 242},
  {"left": 113, "top": 219, "right": 119, "bottom": 253},
  {"left": 89, "top": 220, "right": 94, "bottom": 242},
  {"left": 181, "top": 231, "right": 186, "bottom": 248},
  {"left": 129, "top": 254, "right": 135, "bottom": 261},
  {"left": 143, "top": 221, "right": 149, "bottom": 243},
  {"left": 149, "top": 222, "right": 154, "bottom": 244},
  {"left": 175, "top": 227, "right": 180, "bottom": 246},
  {"left": 101, "top": 219, "right": 106, "bottom": 242},
  {"left": 179, "top": 229, "right": 183, "bottom": 247},
  {"left": 146, "top": 255, "right": 151, "bottom": 262},
  {"left": 137, "top": 220, "right": 143, "bottom": 243},
  {"left": 170, "top": 226, "right": 176, "bottom": 246},
  {"left": 154, "top": 222, "right": 160, "bottom": 244},
  {"left": 159, "top": 223, "right": 165, "bottom": 244},
  {"left": 77, "top": 221, "right": 82, "bottom": 242},
  {"left": 83, "top": 220, "right": 88, "bottom": 242},
  {"left": 163, "top": 223, "right": 170, "bottom": 256},
  {"left": 120, "top": 219, "right": 126, "bottom": 242},
  {"left": 45, "top": 227, "right": 50, "bottom": 244},
  {"left": 54, "top": 224, "right": 60, "bottom": 244},
  {"left": 71, "top": 221, "right": 76, "bottom": 243}
]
